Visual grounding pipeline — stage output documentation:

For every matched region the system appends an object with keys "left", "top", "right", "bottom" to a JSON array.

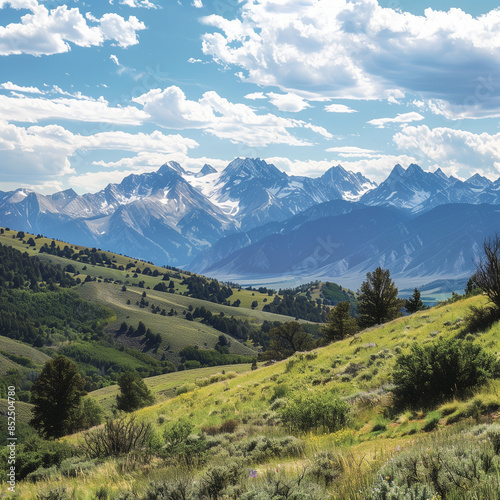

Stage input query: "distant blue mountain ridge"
[{"left": 0, "top": 158, "right": 497, "bottom": 288}]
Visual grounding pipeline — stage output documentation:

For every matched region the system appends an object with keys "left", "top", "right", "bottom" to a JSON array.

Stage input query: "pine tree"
[
  {"left": 358, "top": 267, "right": 402, "bottom": 328},
  {"left": 30, "top": 356, "right": 86, "bottom": 438},
  {"left": 405, "top": 288, "right": 426, "bottom": 314},
  {"left": 116, "top": 372, "right": 154, "bottom": 412},
  {"left": 322, "top": 302, "right": 358, "bottom": 342}
]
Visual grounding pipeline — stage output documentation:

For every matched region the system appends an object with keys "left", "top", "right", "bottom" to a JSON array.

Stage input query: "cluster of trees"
[
  {"left": 181, "top": 276, "right": 233, "bottom": 303},
  {"left": 0, "top": 242, "right": 76, "bottom": 290},
  {"left": 262, "top": 293, "right": 329, "bottom": 322},
  {"left": 0, "top": 289, "right": 110, "bottom": 346},
  {"left": 40, "top": 242, "right": 115, "bottom": 267}
]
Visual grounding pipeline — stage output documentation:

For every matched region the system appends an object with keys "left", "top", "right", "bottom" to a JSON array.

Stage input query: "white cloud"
[
  {"left": 324, "top": 104, "right": 357, "bottom": 114},
  {"left": 302, "top": 123, "right": 333, "bottom": 140},
  {"left": 110, "top": 54, "right": 120, "bottom": 65},
  {"left": 325, "top": 146, "right": 380, "bottom": 158},
  {"left": 0, "top": 1, "right": 146, "bottom": 56},
  {"left": 201, "top": 1, "right": 500, "bottom": 117},
  {"left": 368, "top": 112, "right": 425, "bottom": 129},
  {"left": 119, "top": 0, "right": 158, "bottom": 8},
  {"left": 267, "top": 92, "right": 310, "bottom": 112},
  {"left": 134, "top": 85, "right": 326, "bottom": 147},
  {"left": 0, "top": 119, "right": 198, "bottom": 189},
  {"left": 187, "top": 57, "right": 202, "bottom": 63},
  {"left": 244, "top": 92, "right": 266, "bottom": 100},
  {"left": 393, "top": 125, "right": 500, "bottom": 179},
  {"left": 0, "top": 94, "right": 147, "bottom": 125},
  {"left": 98, "top": 13, "right": 146, "bottom": 48},
  {"left": 192, "top": 0, "right": 203, "bottom": 8},
  {"left": 0, "top": 81, "right": 43, "bottom": 94}
]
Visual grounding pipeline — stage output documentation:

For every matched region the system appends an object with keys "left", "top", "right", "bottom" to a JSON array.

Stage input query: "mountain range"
[{"left": 0, "top": 158, "right": 498, "bottom": 288}]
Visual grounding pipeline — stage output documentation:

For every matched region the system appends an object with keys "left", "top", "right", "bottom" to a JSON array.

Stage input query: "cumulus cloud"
[
  {"left": 134, "top": 85, "right": 327, "bottom": 147},
  {"left": 0, "top": 81, "right": 44, "bottom": 94},
  {"left": 0, "top": 1, "right": 146, "bottom": 56},
  {"left": 394, "top": 125, "right": 500, "bottom": 179},
  {"left": 192, "top": 0, "right": 203, "bottom": 8},
  {"left": 325, "top": 104, "right": 357, "bottom": 113},
  {"left": 201, "top": 0, "right": 500, "bottom": 117},
  {"left": 0, "top": 94, "right": 147, "bottom": 125},
  {"left": 267, "top": 92, "right": 310, "bottom": 112},
  {"left": 0, "top": 120, "right": 198, "bottom": 188},
  {"left": 368, "top": 112, "right": 425, "bottom": 129}
]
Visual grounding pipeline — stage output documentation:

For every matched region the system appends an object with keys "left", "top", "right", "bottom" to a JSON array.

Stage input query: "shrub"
[
  {"left": 308, "top": 451, "right": 345, "bottom": 487},
  {"left": 278, "top": 391, "right": 350, "bottom": 433},
  {"left": 82, "top": 416, "right": 155, "bottom": 458},
  {"left": 269, "top": 384, "right": 288, "bottom": 402},
  {"left": 36, "top": 488, "right": 70, "bottom": 500},
  {"left": 202, "top": 419, "right": 239, "bottom": 435},
  {"left": 393, "top": 338, "right": 494, "bottom": 408},
  {"left": 2, "top": 435, "right": 75, "bottom": 481},
  {"left": 369, "top": 425, "right": 500, "bottom": 499},
  {"left": 199, "top": 462, "right": 245, "bottom": 500},
  {"left": 163, "top": 419, "right": 193, "bottom": 446},
  {"left": 140, "top": 479, "right": 194, "bottom": 500},
  {"left": 176, "top": 383, "right": 196, "bottom": 395},
  {"left": 461, "top": 306, "right": 500, "bottom": 336}
]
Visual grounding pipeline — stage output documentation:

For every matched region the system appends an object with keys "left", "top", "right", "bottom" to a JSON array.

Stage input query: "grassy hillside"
[
  {"left": 0, "top": 336, "right": 51, "bottom": 366},
  {"left": 7, "top": 292, "right": 500, "bottom": 499},
  {"left": 90, "top": 363, "right": 254, "bottom": 413}
]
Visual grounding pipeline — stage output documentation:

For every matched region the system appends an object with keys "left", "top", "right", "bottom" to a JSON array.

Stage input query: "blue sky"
[{"left": 1, "top": 0, "right": 500, "bottom": 193}]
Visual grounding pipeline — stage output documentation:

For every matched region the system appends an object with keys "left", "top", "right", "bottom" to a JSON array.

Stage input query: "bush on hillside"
[
  {"left": 393, "top": 338, "right": 494, "bottom": 409},
  {"left": 460, "top": 305, "right": 500, "bottom": 336},
  {"left": 82, "top": 416, "right": 156, "bottom": 459},
  {"left": 278, "top": 391, "right": 350, "bottom": 433}
]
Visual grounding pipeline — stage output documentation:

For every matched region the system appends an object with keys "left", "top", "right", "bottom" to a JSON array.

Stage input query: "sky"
[{"left": 1, "top": 0, "right": 500, "bottom": 194}]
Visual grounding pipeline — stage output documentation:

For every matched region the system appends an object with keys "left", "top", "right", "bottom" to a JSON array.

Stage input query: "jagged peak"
[
  {"left": 434, "top": 168, "right": 448, "bottom": 180},
  {"left": 465, "top": 173, "right": 493, "bottom": 187},
  {"left": 405, "top": 163, "right": 424, "bottom": 176},
  {"left": 158, "top": 161, "right": 185, "bottom": 175},
  {"left": 222, "top": 157, "right": 284, "bottom": 180},
  {"left": 388, "top": 164, "right": 405, "bottom": 178},
  {"left": 200, "top": 164, "right": 217, "bottom": 176},
  {"left": 50, "top": 188, "right": 78, "bottom": 200}
]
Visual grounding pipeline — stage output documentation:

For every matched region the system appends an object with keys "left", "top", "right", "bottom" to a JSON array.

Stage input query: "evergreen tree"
[
  {"left": 30, "top": 356, "right": 87, "bottom": 438},
  {"left": 116, "top": 372, "right": 154, "bottom": 412},
  {"left": 358, "top": 267, "right": 402, "bottom": 328},
  {"left": 405, "top": 288, "right": 426, "bottom": 314},
  {"left": 322, "top": 302, "right": 358, "bottom": 342}
]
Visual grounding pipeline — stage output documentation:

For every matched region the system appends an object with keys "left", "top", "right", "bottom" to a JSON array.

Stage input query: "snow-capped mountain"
[
  {"left": 359, "top": 163, "right": 492, "bottom": 213},
  {"left": 0, "top": 158, "right": 374, "bottom": 266},
  {"left": 0, "top": 162, "right": 236, "bottom": 265},
  {"left": 183, "top": 158, "right": 375, "bottom": 230},
  {"left": 1, "top": 158, "right": 500, "bottom": 282}
]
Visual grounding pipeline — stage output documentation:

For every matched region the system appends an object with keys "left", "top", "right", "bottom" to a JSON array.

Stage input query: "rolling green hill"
[{"left": 6, "top": 292, "right": 500, "bottom": 499}]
